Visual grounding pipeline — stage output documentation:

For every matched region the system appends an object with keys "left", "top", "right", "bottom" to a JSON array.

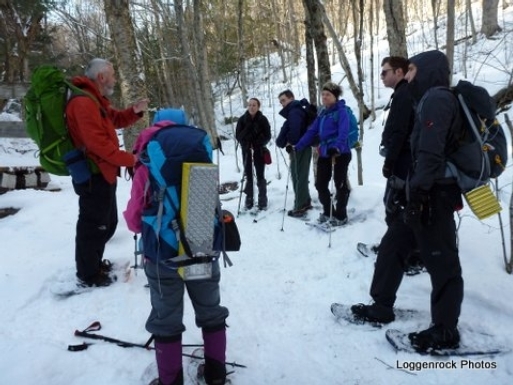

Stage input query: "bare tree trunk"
[
  {"left": 0, "top": 1, "right": 43, "bottom": 82},
  {"left": 287, "top": 0, "right": 300, "bottom": 64},
  {"left": 303, "top": 8, "right": 317, "bottom": 104},
  {"left": 383, "top": 0, "right": 408, "bottom": 58},
  {"left": 481, "top": 0, "right": 502, "bottom": 38},
  {"left": 150, "top": 0, "right": 175, "bottom": 107},
  {"left": 369, "top": 0, "right": 376, "bottom": 121},
  {"left": 316, "top": 2, "right": 370, "bottom": 118},
  {"left": 237, "top": 0, "right": 249, "bottom": 107},
  {"left": 174, "top": 0, "right": 216, "bottom": 145},
  {"left": 431, "top": 0, "right": 440, "bottom": 50},
  {"left": 352, "top": 0, "right": 365, "bottom": 185},
  {"left": 466, "top": 0, "right": 477, "bottom": 44},
  {"left": 193, "top": 0, "right": 216, "bottom": 133},
  {"left": 446, "top": 0, "right": 455, "bottom": 83},
  {"left": 103, "top": 0, "right": 149, "bottom": 152},
  {"left": 302, "top": 0, "right": 331, "bottom": 87},
  {"left": 270, "top": 0, "right": 288, "bottom": 83}
]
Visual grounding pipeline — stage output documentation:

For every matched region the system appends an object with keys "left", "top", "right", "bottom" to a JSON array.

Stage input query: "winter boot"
[
  {"left": 154, "top": 336, "right": 183, "bottom": 385},
  {"left": 408, "top": 324, "right": 460, "bottom": 352},
  {"left": 351, "top": 303, "right": 395, "bottom": 324},
  {"left": 202, "top": 325, "right": 227, "bottom": 385},
  {"left": 243, "top": 182, "right": 254, "bottom": 210},
  {"left": 257, "top": 179, "right": 268, "bottom": 210}
]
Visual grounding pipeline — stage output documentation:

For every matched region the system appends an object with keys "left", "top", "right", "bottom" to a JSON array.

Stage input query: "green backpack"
[{"left": 24, "top": 65, "right": 98, "bottom": 175}]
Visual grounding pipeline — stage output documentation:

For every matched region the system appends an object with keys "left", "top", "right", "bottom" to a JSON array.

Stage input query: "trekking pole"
[
  {"left": 328, "top": 156, "right": 336, "bottom": 248},
  {"left": 281, "top": 165, "right": 292, "bottom": 232},
  {"left": 69, "top": 321, "right": 202, "bottom": 352},
  {"left": 132, "top": 234, "right": 143, "bottom": 274},
  {"left": 236, "top": 151, "right": 247, "bottom": 217},
  {"left": 494, "top": 179, "right": 511, "bottom": 273},
  {"left": 279, "top": 148, "right": 290, "bottom": 231}
]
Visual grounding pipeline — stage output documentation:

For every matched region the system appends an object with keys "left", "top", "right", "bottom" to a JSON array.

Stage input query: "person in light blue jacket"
[{"left": 293, "top": 81, "right": 352, "bottom": 225}]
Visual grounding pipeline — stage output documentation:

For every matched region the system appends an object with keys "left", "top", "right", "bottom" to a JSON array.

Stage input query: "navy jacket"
[{"left": 276, "top": 100, "right": 307, "bottom": 147}]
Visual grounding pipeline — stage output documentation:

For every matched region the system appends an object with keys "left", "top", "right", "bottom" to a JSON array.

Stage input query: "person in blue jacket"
[{"left": 292, "top": 82, "right": 352, "bottom": 225}]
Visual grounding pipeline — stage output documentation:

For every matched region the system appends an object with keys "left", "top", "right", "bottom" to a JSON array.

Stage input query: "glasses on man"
[
  {"left": 380, "top": 68, "right": 394, "bottom": 77},
  {"left": 279, "top": 98, "right": 288, "bottom": 105}
]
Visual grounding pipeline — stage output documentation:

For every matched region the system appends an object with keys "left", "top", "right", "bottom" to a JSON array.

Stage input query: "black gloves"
[
  {"left": 327, "top": 147, "right": 340, "bottom": 157},
  {"left": 382, "top": 161, "right": 393, "bottom": 179},
  {"left": 285, "top": 144, "right": 294, "bottom": 154},
  {"left": 404, "top": 191, "right": 430, "bottom": 230}
]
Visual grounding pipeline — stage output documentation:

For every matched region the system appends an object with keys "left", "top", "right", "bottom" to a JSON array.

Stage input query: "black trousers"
[
  {"left": 412, "top": 184, "right": 463, "bottom": 329},
  {"left": 370, "top": 208, "right": 416, "bottom": 307},
  {"left": 242, "top": 147, "right": 265, "bottom": 196},
  {"left": 315, "top": 153, "right": 351, "bottom": 220},
  {"left": 73, "top": 174, "right": 118, "bottom": 280}
]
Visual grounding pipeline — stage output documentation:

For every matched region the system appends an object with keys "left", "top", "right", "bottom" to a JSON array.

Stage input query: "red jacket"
[{"left": 66, "top": 76, "right": 142, "bottom": 184}]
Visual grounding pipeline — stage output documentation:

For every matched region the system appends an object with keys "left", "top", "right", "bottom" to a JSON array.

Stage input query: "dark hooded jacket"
[
  {"left": 408, "top": 50, "right": 461, "bottom": 192},
  {"left": 276, "top": 99, "right": 308, "bottom": 147}
]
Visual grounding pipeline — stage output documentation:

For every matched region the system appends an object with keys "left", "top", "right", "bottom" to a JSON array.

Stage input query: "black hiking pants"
[
  {"left": 242, "top": 147, "right": 266, "bottom": 197},
  {"left": 73, "top": 174, "right": 118, "bottom": 281},
  {"left": 315, "top": 153, "right": 351, "bottom": 220},
  {"left": 370, "top": 207, "right": 416, "bottom": 307},
  {"left": 410, "top": 184, "right": 463, "bottom": 329}
]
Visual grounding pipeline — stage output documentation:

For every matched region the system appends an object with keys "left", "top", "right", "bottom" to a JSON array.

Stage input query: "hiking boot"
[
  {"left": 100, "top": 259, "right": 113, "bottom": 274},
  {"left": 257, "top": 196, "right": 268, "bottom": 210},
  {"left": 288, "top": 208, "right": 307, "bottom": 218},
  {"left": 79, "top": 271, "right": 117, "bottom": 288},
  {"left": 244, "top": 196, "right": 253, "bottom": 210},
  {"left": 318, "top": 213, "right": 330, "bottom": 223},
  {"left": 329, "top": 217, "right": 348, "bottom": 227},
  {"left": 408, "top": 325, "right": 460, "bottom": 352},
  {"left": 351, "top": 303, "right": 395, "bottom": 324}
]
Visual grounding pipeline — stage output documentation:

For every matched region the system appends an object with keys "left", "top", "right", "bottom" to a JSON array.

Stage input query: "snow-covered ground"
[{"left": 1, "top": 6, "right": 513, "bottom": 384}]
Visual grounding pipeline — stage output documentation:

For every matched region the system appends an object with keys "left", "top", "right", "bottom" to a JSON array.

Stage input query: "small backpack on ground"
[
  {"left": 443, "top": 80, "right": 507, "bottom": 219},
  {"left": 24, "top": 65, "right": 99, "bottom": 175},
  {"left": 299, "top": 98, "right": 318, "bottom": 133},
  {"left": 139, "top": 122, "right": 239, "bottom": 278}
]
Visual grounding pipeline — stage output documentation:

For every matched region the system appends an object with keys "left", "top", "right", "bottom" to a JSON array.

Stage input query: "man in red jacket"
[{"left": 66, "top": 58, "right": 148, "bottom": 287}]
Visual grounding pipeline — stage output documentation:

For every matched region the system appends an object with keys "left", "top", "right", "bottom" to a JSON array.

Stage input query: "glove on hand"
[
  {"left": 382, "top": 161, "right": 393, "bottom": 179},
  {"left": 285, "top": 144, "right": 294, "bottom": 154},
  {"left": 404, "top": 191, "right": 430, "bottom": 230},
  {"left": 327, "top": 147, "right": 340, "bottom": 157}
]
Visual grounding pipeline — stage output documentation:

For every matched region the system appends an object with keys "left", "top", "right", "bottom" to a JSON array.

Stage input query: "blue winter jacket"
[
  {"left": 276, "top": 100, "right": 307, "bottom": 147},
  {"left": 295, "top": 99, "right": 350, "bottom": 158}
]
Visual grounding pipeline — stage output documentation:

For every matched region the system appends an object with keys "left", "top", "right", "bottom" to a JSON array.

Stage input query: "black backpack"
[
  {"left": 299, "top": 98, "right": 318, "bottom": 134},
  {"left": 445, "top": 80, "right": 508, "bottom": 192}
]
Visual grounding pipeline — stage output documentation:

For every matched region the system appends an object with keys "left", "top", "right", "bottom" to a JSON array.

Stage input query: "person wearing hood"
[
  {"left": 403, "top": 50, "right": 464, "bottom": 352},
  {"left": 293, "top": 81, "right": 352, "bottom": 226},
  {"left": 124, "top": 110, "right": 230, "bottom": 385},
  {"left": 66, "top": 58, "right": 148, "bottom": 287},
  {"left": 276, "top": 90, "right": 313, "bottom": 217},
  {"left": 235, "top": 98, "right": 271, "bottom": 210}
]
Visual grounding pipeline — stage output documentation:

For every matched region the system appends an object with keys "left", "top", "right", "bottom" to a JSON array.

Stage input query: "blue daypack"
[
  {"left": 140, "top": 124, "right": 212, "bottom": 265},
  {"left": 139, "top": 122, "right": 240, "bottom": 268},
  {"left": 323, "top": 106, "right": 360, "bottom": 149},
  {"left": 346, "top": 106, "right": 360, "bottom": 149}
]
